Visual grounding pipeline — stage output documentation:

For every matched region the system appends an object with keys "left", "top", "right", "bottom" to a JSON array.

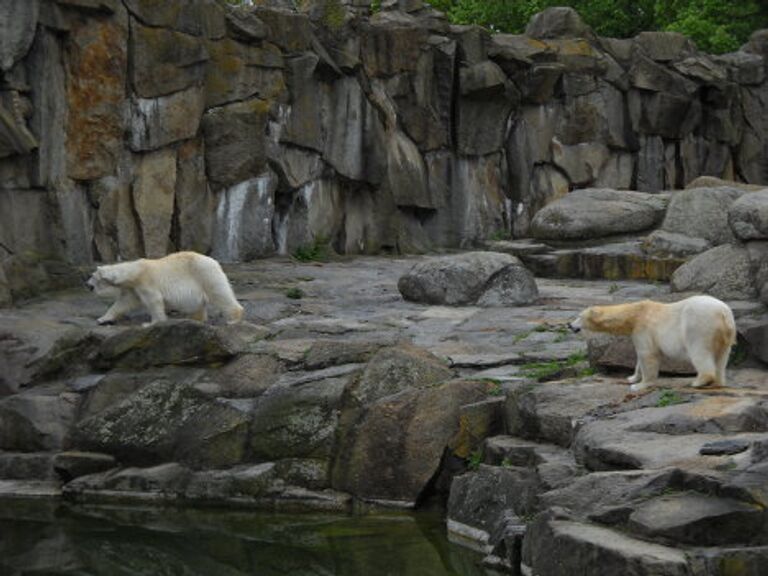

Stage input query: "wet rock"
[
  {"left": 671, "top": 244, "right": 758, "bottom": 300},
  {"left": 249, "top": 374, "right": 349, "bottom": 461},
  {"left": 0, "top": 0, "right": 39, "bottom": 72},
  {"left": 505, "top": 380, "right": 627, "bottom": 448},
  {"left": 332, "top": 378, "right": 492, "bottom": 504},
  {"left": 642, "top": 230, "right": 711, "bottom": 258},
  {"left": 129, "top": 87, "right": 206, "bottom": 152},
  {"left": 349, "top": 343, "right": 452, "bottom": 406},
  {"left": 130, "top": 22, "right": 208, "bottom": 98},
  {"left": 132, "top": 148, "right": 177, "bottom": 258},
  {"left": 204, "top": 37, "right": 285, "bottom": 108},
  {"left": 74, "top": 379, "right": 250, "bottom": 468},
  {"left": 448, "top": 465, "right": 538, "bottom": 551},
  {"left": 628, "top": 493, "right": 763, "bottom": 546},
  {"left": 524, "top": 7, "right": 593, "bottom": 40},
  {"left": 0, "top": 451, "right": 55, "bottom": 480},
  {"left": 398, "top": 252, "right": 538, "bottom": 306},
  {"left": 524, "top": 515, "right": 690, "bottom": 576},
  {"left": 700, "top": 439, "right": 751, "bottom": 456},
  {"left": 530, "top": 189, "right": 669, "bottom": 241},
  {"left": 0, "top": 384, "right": 80, "bottom": 451},
  {"left": 202, "top": 98, "right": 270, "bottom": 190},
  {"left": 53, "top": 451, "right": 117, "bottom": 481},
  {"left": 93, "top": 320, "right": 239, "bottom": 371}
]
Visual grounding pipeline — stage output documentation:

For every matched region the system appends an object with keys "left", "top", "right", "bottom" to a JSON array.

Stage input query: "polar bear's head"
[
  {"left": 86, "top": 264, "right": 133, "bottom": 296},
  {"left": 569, "top": 307, "right": 601, "bottom": 333}
]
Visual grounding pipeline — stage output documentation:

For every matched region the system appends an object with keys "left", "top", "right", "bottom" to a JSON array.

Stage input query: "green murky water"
[{"left": 0, "top": 501, "right": 494, "bottom": 575}]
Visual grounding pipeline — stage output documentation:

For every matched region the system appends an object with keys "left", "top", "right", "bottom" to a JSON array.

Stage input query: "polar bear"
[
  {"left": 569, "top": 295, "right": 736, "bottom": 392},
  {"left": 86, "top": 251, "right": 244, "bottom": 326}
]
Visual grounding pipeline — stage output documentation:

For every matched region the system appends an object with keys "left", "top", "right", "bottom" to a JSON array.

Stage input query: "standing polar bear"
[
  {"left": 569, "top": 295, "right": 736, "bottom": 391},
  {"left": 87, "top": 251, "right": 244, "bottom": 326}
]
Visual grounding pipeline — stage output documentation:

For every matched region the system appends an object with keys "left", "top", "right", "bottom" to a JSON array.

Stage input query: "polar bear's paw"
[
  {"left": 629, "top": 383, "right": 649, "bottom": 393},
  {"left": 627, "top": 374, "right": 641, "bottom": 384}
]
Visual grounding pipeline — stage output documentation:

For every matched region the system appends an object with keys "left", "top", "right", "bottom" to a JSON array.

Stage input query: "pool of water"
[{"left": 0, "top": 500, "right": 495, "bottom": 575}]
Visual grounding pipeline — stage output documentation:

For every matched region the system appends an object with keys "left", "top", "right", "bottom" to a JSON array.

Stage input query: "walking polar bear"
[
  {"left": 569, "top": 295, "right": 736, "bottom": 392},
  {"left": 86, "top": 251, "right": 244, "bottom": 327}
]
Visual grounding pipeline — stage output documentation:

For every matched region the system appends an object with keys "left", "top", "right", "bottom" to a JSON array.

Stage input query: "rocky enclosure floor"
[{"left": 3, "top": 254, "right": 768, "bottom": 575}]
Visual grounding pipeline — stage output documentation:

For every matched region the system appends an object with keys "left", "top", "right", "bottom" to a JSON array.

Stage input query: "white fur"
[
  {"left": 570, "top": 295, "right": 736, "bottom": 391},
  {"left": 87, "top": 251, "right": 244, "bottom": 327}
]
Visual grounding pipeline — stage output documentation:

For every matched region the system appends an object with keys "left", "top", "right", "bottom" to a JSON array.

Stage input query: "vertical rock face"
[{"left": 2, "top": 2, "right": 768, "bottom": 304}]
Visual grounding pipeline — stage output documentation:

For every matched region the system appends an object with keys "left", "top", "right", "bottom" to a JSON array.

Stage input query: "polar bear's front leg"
[
  {"left": 135, "top": 287, "right": 167, "bottom": 326},
  {"left": 627, "top": 360, "right": 642, "bottom": 384},
  {"left": 98, "top": 290, "right": 140, "bottom": 325},
  {"left": 630, "top": 335, "right": 659, "bottom": 392}
]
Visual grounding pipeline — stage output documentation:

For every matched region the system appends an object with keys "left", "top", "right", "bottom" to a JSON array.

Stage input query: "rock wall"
[{"left": 1, "top": 1, "right": 768, "bottom": 284}]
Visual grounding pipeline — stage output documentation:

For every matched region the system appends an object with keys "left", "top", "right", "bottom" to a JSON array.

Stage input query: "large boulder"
[
  {"left": 530, "top": 189, "right": 669, "bottom": 241},
  {"left": 398, "top": 252, "right": 538, "bottom": 306},
  {"left": 670, "top": 244, "right": 757, "bottom": 300},
  {"left": 729, "top": 189, "right": 768, "bottom": 241},
  {"left": 661, "top": 186, "right": 748, "bottom": 246},
  {"left": 74, "top": 378, "right": 250, "bottom": 468},
  {"left": 332, "top": 378, "right": 493, "bottom": 504}
]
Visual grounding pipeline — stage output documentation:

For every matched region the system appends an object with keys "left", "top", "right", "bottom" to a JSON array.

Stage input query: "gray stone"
[
  {"left": 551, "top": 139, "right": 609, "bottom": 186},
  {"left": 398, "top": 252, "right": 536, "bottom": 306},
  {"left": 742, "top": 323, "right": 768, "bottom": 365},
  {"left": 716, "top": 51, "right": 765, "bottom": 85},
  {"left": 635, "top": 31, "right": 697, "bottom": 63},
  {"left": 332, "top": 378, "right": 492, "bottom": 504},
  {"left": 642, "top": 230, "right": 711, "bottom": 258},
  {"left": 505, "top": 380, "right": 628, "bottom": 448},
  {"left": 448, "top": 465, "right": 538, "bottom": 550},
  {"left": 349, "top": 342, "right": 452, "bottom": 407},
  {"left": 700, "top": 439, "right": 751, "bottom": 456},
  {"left": 175, "top": 138, "right": 214, "bottom": 255},
  {"left": 124, "top": 0, "right": 226, "bottom": 37},
  {"left": 204, "top": 38, "right": 285, "bottom": 108},
  {"left": 130, "top": 22, "right": 208, "bottom": 98},
  {"left": 628, "top": 493, "right": 763, "bottom": 546},
  {"left": 93, "top": 320, "right": 239, "bottom": 371},
  {"left": 249, "top": 375, "right": 348, "bottom": 461},
  {"left": 531, "top": 189, "right": 669, "bottom": 241},
  {"left": 132, "top": 148, "right": 177, "bottom": 258},
  {"left": 212, "top": 173, "right": 277, "bottom": 263},
  {"left": 128, "top": 87, "right": 205, "bottom": 152},
  {"left": 0, "top": 385, "right": 80, "bottom": 451},
  {"left": 0, "top": 0, "right": 39, "bottom": 71},
  {"left": 524, "top": 7, "right": 593, "bottom": 40},
  {"left": 74, "top": 379, "right": 250, "bottom": 468},
  {"left": 202, "top": 98, "right": 269, "bottom": 190},
  {"left": 524, "top": 516, "right": 690, "bottom": 576},
  {"left": 671, "top": 244, "right": 758, "bottom": 301},
  {"left": 662, "top": 186, "right": 747, "bottom": 246},
  {"left": 729, "top": 189, "right": 768, "bottom": 241},
  {"left": 53, "top": 451, "right": 117, "bottom": 480}
]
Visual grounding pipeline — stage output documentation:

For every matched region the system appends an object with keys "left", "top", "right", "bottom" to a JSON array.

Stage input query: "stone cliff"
[{"left": 1, "top": 0, "right": 768, "bottom": 304}]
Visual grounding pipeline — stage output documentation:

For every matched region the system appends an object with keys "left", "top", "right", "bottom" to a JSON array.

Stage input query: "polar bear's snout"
[{"left": 568, "top": 316, "right": 583, "bottom": 333}]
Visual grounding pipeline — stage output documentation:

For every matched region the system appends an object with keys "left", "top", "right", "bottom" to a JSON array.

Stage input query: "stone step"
[
  {"left": 524, "top": 516, "right": 690, "bottom": 576},
  {"left": 487, "top": 238, "right": 686, "bottom": 281}
]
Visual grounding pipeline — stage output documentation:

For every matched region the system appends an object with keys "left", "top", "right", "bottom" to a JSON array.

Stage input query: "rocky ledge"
[{"left": 2, "top": 253, "right": 768, "bottom": 575}]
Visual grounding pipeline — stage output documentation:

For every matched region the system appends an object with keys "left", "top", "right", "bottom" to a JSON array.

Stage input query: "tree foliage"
[{"left": 428, "top": 0, "right": 768, "bottom": 53}]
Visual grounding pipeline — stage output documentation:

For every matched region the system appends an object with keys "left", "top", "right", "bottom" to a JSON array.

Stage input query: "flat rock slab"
[
  {"left": 530, "top": 189, "right": 669, "bottom": 241},
  {"left": 524, "top": 518, "right": 690, "bottom": 576},
  {"left": 628, "top": 493, "right": 764, "bottom": 546}
]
